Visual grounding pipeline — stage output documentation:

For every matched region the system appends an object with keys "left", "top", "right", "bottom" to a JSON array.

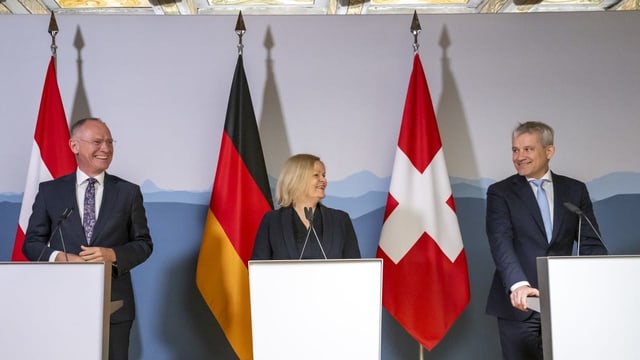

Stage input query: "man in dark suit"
[
  {"left": 485, "top": 121, "right": 608, "bottom": 360},
  {"left": 23, "top": 117, "right": 153, "bottom": 360}
]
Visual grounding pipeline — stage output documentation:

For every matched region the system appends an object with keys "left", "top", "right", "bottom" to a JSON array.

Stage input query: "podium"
[
  {"left": 0, "top": 262, "right": 114, "bottom": 360},
  {"left": 536, "top": 256, "right": 640, "bottom": 360},
  {"left": 248, "top": 259, "right": 383, "bottom": 360}
]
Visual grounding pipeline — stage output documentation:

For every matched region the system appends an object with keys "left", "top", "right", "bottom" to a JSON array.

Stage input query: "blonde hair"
[{"left": 276, "top": 154, "right": 324, "bottom": 207}]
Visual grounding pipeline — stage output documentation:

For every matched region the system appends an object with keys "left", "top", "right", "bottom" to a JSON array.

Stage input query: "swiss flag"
[
  {"left": 376, "top": 53, "right": 470, "bottom": 350},
  {"left": 11, "top": 56, "right": 76, "bottom": 261}
]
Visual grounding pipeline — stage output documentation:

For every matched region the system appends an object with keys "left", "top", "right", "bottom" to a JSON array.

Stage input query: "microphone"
[
  {"left": 298, "top": 207, "right": 327, "bottom": 260},
  {"left": 563, "top": 202, "right": 583, "bottom": 215},
  {"left": 563, "top": 202, "right": 609, "bottom": 256},
  {"left": 36, "top": 207, "right": 74, "bottom": 262},
  {"left": 304, "top": 207, "right": 314, "bottom": 223}
]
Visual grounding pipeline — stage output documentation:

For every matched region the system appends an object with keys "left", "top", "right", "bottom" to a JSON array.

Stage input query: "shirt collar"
[
  {"left": 526, "top": 169, "right": 552, "bottom": 183},
  {"left": 76, "top": 169, "right": 105, "bottom": 185}
]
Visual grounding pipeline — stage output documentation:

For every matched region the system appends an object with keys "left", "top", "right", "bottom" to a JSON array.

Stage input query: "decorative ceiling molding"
[{"left": 0, "top": 0, "right": 637, "bottom": 14}]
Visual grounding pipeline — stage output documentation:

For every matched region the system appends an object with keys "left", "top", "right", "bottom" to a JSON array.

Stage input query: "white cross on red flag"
[{"left": 376, "top": 53, "right": 470, "bottom": 350}]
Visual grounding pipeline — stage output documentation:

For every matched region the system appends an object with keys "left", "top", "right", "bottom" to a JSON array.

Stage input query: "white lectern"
[
  {"left": 536, "top": 255, "right": 640, "bottom": 360},
  {"left": 0, "top": 262, "right": 113, "bottom": 360},
  {"left": 249, "top": 259, "right": 383, "bottom": 360}
]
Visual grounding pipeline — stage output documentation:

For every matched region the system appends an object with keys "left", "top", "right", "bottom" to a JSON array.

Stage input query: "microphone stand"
[
  {"left": 299, "top": 224, "right": 313, "bottom": 260},
  {"left": 576, "top": 215, "right": 582, "bottom": 256},
  {"left": 310, "top": 224, "right": 327, "bottom": 260},
  {"left": 298, "top": 207, "right": 327, "bottom": 260},
  {"left": 563, "top": 202, "right": 609, "bottom": 255},
  {"left": 36, "top": 208, "right": 73, "bottom": 262}
]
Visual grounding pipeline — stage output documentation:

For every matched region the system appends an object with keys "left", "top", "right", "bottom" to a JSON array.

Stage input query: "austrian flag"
[
  {"left": 12, "top": 56, "right": 76, "bottom": 261},
  {"left": 376, "top": 53, "right": 470, "bottom": 350}
]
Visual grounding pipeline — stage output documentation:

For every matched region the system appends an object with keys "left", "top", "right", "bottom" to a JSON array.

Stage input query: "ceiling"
[{"left": 0, "top": 0, "right": 638, "bottom": 15}]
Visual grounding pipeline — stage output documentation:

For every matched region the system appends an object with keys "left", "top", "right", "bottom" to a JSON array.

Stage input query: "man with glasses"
[{"left": 23, "top": 117, "right": 153, "bottom": 360}]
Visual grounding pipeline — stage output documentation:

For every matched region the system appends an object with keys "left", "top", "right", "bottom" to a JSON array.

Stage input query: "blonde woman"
[{"left": 251, "top": 154, "right": 361, "bottom": 260}]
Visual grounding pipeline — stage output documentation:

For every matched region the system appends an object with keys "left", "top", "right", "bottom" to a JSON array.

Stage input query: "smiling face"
[
  {"left": 512, "top": 132, "right": 554, "bottom": 179},
  {"left": 301, "top": 161, "right": 327, "bottom": 205},
  {"left": 69, "top": 119, "right": 114, "bottom": 177}
]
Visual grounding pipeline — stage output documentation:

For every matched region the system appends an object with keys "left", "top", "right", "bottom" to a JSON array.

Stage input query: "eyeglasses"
[{"left": 74, "top": 138, "right": 116, "bottom": 147}]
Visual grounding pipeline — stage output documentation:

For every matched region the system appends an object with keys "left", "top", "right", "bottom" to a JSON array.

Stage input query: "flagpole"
[
  {"left": 235, "top": 11, "right": 245, "bottom": 55},
  {"left": 410, "top": 10, "right": 426, "bottom": 360},
  {"left": 48, "top": 12, "right": 59, "bottom": 68},
  {"left": 195, "top": 10, "right": 273, "bottom": 359},
  {"left": 11, "top": 11, "right": 76, "bottom": 261},
  {"left": 379, "top": 7, "right": 470, "bottom": 356}
]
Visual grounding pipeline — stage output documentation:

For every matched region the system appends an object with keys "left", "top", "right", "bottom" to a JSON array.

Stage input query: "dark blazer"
[
  {"left": 485, "top": 172, "right": 607, "bottom": 320},
  {"left": 251, "top": 204, "right": 361, "bottom": 260},
  {"left": 23, "top": 172, "right": 153, "bottom": 324}
]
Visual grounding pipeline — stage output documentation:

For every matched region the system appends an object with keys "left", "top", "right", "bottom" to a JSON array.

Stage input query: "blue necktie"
[
  {"left": 531, "top": 179, "right": 552, "bottom": 242},
  {"left": 83, "top": 178, "right": 97, "bottom": 243}
]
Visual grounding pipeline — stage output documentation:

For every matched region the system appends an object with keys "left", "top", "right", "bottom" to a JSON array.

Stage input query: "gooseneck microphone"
[
  {"left": 298, "top": 207, "right": 328, "bottom": 260},
  {"left": 36, "top": 207, "right": 74, "bottom": 262},
  {"left": 563, "top": 202, "right": 609, "bottom": 256},
  {"left": 563, "top": 202, "right": 583, "bottom": 215}
]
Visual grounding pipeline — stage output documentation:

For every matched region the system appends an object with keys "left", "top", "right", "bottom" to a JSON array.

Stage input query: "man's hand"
[
  {"left": 510, "top": 285, "right": 540, "bottom": 312},
  {"left": 54, "top": 252, "right": 84, "bottom": 262},
  {"left": 79, "top": 246, "right": 117, "bottom": 263}
]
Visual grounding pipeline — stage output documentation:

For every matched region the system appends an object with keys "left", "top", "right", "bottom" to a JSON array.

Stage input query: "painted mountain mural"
[{"left": 0, "top": 171, "right": 638, "bottom": 360}]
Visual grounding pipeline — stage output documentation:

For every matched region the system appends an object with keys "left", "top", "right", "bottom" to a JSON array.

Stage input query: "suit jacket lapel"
[
  {"left": 91, "top": 173, "right": 119, "bottom": 244},
  {"left": 550, "top": 173, "right": 568, "bottom": 241},
  {"left": 512, "top": 175, "right": 548, "bottom": 244},
  {"left": 60, "top": 174, "right": 85, "bottom": 239},
  {"left": 319, "top": 205, "right": 333, "bottom": 258},
  {"left": 279, "top": 207, "right": 299, "bottom": 259}
]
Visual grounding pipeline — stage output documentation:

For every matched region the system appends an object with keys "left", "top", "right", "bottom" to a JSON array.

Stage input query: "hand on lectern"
[
  {"left": 79, "top": 246, "right": 117, "bottom": 263},
  {"left": 510, "top": 285, "right": 539, "bottom": 312},
  {"left": 55, "top": 252, "right": 84, "bottom": 262}
]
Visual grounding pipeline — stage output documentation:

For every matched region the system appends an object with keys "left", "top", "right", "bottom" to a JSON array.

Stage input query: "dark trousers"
[
  {"left": 109, "top": 321, "right": 133, "bottom": 360},
  {"left": 497, "top": 313, "right": 543, "bottom": 360}
]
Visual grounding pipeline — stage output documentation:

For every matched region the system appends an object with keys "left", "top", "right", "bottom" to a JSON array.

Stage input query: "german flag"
[{"left": 196, "top": 54, "right": 273, "bottom": 359}]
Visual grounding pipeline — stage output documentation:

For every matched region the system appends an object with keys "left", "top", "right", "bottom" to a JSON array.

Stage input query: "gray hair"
[{"left": 512, "top": 121, "right": 554, "bottom": 147}]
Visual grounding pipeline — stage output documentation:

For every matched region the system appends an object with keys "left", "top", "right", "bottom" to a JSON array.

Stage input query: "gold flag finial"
[{"left": 410, "top": 10, "right": 421, "bottom": 53}]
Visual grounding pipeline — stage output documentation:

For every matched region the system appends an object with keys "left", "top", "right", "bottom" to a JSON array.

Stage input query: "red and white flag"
[
  {"left": 11, "top": 56, "right": 76, "bottom": 261},
  {"left": 376, "top": 53, "right": 470, "bottom": 350}
]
